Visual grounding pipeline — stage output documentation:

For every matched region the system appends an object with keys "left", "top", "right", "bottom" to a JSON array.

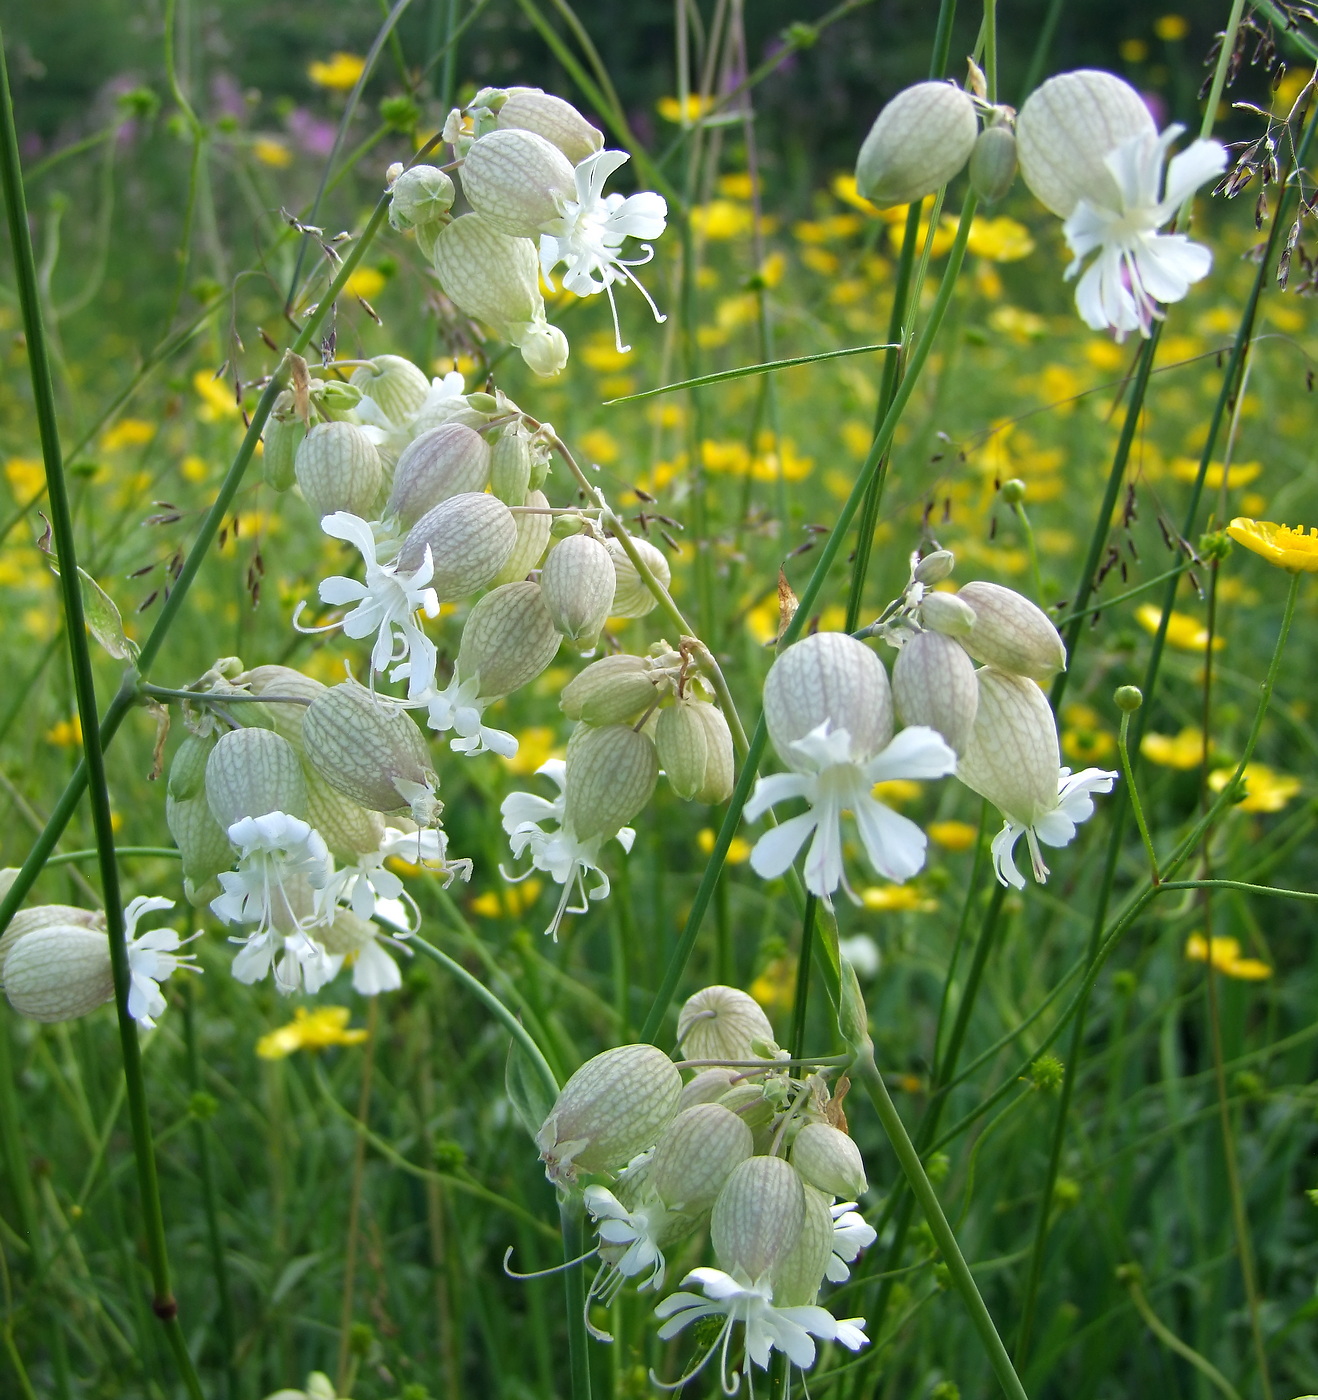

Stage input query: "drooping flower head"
[{"left": 123, "top": 896, "right": 201, "bottom": 1029}]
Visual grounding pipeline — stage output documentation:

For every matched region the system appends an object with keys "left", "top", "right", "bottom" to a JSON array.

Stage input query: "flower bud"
[
  {"left": 387, "top": 165, "right": 455, "bottom": 231},
  {"left": 955, "top": 666, "right": 1060, "bottom": 825},
  {"left": 560, "top": 653, "right": 664, "bottom": 725},
  {"left": 918, "top": 591, "right": 976, "bottom": 638},
  {"left": 563, "top": 723, "right": 659, "bottom": 841},
  {"left": 968, "top": 123, "right": 1018, "bottom": 204},
  {"left": 648, "top": 1103, "right": 754, "bottom": 1216},
  {"left": 791, "top": 1121, "right": 868, "bottom": 1198},
  {"left": 606, "top": 537, "right": 669, "bottom": 618},
  {"left": 913, "top": 548, "right": 956, "bottom": 585},
  {"left": 659, "top": 698, "right": 734, "bottom": 804},
  {"left": 3, "top": 924, "right": 114, "bottom": 1022},
  {"left": 489, "top": 421, "right": 533, "bottom": 504},
  {"left": 350, "top": 354, "right": 432, "bottom": 426},
  {"left": 711, "top": 1155, "right": 806, "bottom": 1281},
  {"left": 295, "top": 422, "right": 382, "bottom": 521},
  {"left": 460, "top": 128, "right": 576, "bottom": 238},
  {"left": 772, "top": 1184, "right": 837, "bottom": 1307},
  {"left": 0, "top": 903, "right": 104, "bottom": 980},
  {"left": 517, "top": 323, "right": 570, "bottom": 378},
  {"left": 1015, "top": 69, "right": 1156, "bottom": 218},
  {"left": 497, "top": 86, "right": 603, "bottom": 164},
  {"left": 893, "top": 630, "right": 979, "bottom": 755},
  {"left": 309, "top": 379, "right": 365, "bottom": 421},
  {"left": 677, "top": 1067, "right": 740, "bottom": 1112},
  {"left": 1114, "top": 684, "right": 1143, "bottom": 712},
  {"left": 456, "top": 581, "right": 561, "bottom": 699},
  {"left": 397, "top": 491, "right": 518, "bottom": 597},
  {"left": 855, "top": 82, "right": 979, "bottom": 208},
  {"left": 305, "top": 769, "right": 387, "bottom": 862},
  {"left": 263, "top": 390, "right": 304, "bottom": 491},
  {"left": 540, "top": 534, "right": 616, "bottom": 649},
  {"left": 303, "top": 682, "right": 440, "bottom": 824},
  {"left": 492, "top": 488, "right": 552, "bottom": 584},
  {"left": 386, "top": 424, "right": 492, "bottom": 529},
  {"left": 536, "top": 1043, "right": 682, "bottom": 1185},
  {"left": 206, "top": 727, "right": 308, "bottom": 829},
  {"left": 763, "top": 631, "right": 893, "bottom": 766},
  {"left": 677, "top": 985, "right": 776, "bottom": 1062},
  {"left": 955, "top": 581, "right": 1067, "bottom": 682}
]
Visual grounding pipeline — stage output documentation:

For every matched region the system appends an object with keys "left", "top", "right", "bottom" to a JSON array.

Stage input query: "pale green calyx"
[
  {"left": 295, "top": 422, "right": 382, "bottom": 522},
  {"left": 605, "top": 536, "right": 669, "bottom": 618},
  {"left": 710, "top": 1155, "right": 806, "bottom": 1282},
  {"left": 205, "top": 727, "right": 308, "bottom": 830},
  {"left": 790, "top": 1122, "right": 868, "bottom": 1199},
  {"left": 856, "top": 81, "right": 979, "bottom": 209},
  {"left": 540, "top": 533, "right": 616, "bottom": 649},
  {"left": 955, "top": 580, "right": 1067, "bottom": 682},
  {"left": 762, "top": 630, "right": 893, "bottom": 766},
  {"left": 892, "top": 629, "right": 979, "bottom": 756},
  {"left": 563, "top": 723, "right": 659, "bottom": 843},
  {"left": 677, "top": 984, "right": 777, "bottom": 1063},
  {"left": 397, "top": 491, "right": 518, "bottom": 596},
  {"left": 386, "top": 423, "right": 492, "bottom": 529},
  {"left": 647, "top": 1103, "right": 754, "bottom": 1217}
]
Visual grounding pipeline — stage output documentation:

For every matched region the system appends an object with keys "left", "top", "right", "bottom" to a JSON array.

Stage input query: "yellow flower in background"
[
  {"left": 967, "top": 216, "right": 1035, "bottom": 262},
  {"left": 1207, "top": 762, "right": 1301, "bottom": 813},
  {"left": 749, "top": 955, "right": 796, "bottom": 1015},
  {"left": 504, "top": 726, "right": 559, "bottom": 775},
  {"left": 1227, "top": 518, "right": 1318, "bottom": 573},
  {"left": 1120, "top": 38, "right": 1150, "bottom": 63},
  {"left": 257, "top": 1006, "right": 369, "bottom": 1059},
  {"left": 1169, "top": 458, "right": 1261, "bottom": 489},
  {"left": 181, "top": 454, "right": 208, "bottom": 483},
  {"left": 1135, "top": 604, "right": 1223, "bottom": 652},
  {"left": 1153, "top": 14, "right": 1190, "bottom": 41},
  {"left": 718, "top": 172, "right": 755, "bottom": 200},
  {"left": 697, "top": 828, "right": 752, "bottom": 864},
  {"left": 343, "top": 267, "right": 385, "bottom": 300},
  {"left": 1061, "top": 704, "right": 1117, "bottom": 763},
  {"left": 657, "top": 93, "right": 712, "bottom": 124},
  {"left": 5, "top": 456, "right": 45, "bottom": 497},
  {"left": 578, "top": 428, "right": 620, "bottom": 466},
  {"left": 308, "top": 52, "right": 366, "bottom": 92},
  {"left": 798, "top": 246, "right": 840, "bottom": 276},
  {"left": 989, "top": 305, "right": 1047, "bottom": 340},
  {"left": 45, "top": 716, "right": 82, "bottom": 747},
  {"left": 1184, "top": 934, "right": 1270, "bottom": 980},
  {"left": 758, "top": 251, "right": 786, "bottom": 287},
  {"left": 193, "top": 369, "right": 241, "bottom": 422},
  {"left": 102, "top": 419, "right": 155, "bottom": 451},
  {"left": 1141, "top": 727, "right": 1205, "bottom": 769},
  {"left": 871, "top": 779, "right": 922, "bottom": 806},
  {"left": 253, "top": 138, "right": 293, "bottom": 169},
  {"left": 890, "top": 214, "right": 958, "bottom": 258},
  {"left": 470, "top": 879, "right": 544, "bottom": 918},
  {"left": 691, "top": 200, "right": 752, "bottom": 240},
  {"left": 580, "top": 339, "right": 635, "bottom": 373},
  {"left": 928, "top": 820, "right": 979, "bottom": 851},
  {"left": 831, "top": 173, "right": 880, "bottom": 215},
  {"left": 860, "top": 885, "right": 937, "bottom": 913}
]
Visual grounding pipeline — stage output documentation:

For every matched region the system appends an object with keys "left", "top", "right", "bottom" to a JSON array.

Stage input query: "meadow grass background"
[{"left": 0, "top": 1, "right": 1316, "bottom": 1397}]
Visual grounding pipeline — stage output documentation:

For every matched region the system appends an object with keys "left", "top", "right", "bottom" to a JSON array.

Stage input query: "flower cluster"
[{"left": 526, "top": 986, "right": 874, "bottom": 1389}]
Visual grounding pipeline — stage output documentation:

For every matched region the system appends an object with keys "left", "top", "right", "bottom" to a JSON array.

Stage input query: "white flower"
[
  {"left": 990, "top": 766, "right": 1118, "bottom": 890},
  {"left": 422, "top": 672, "right": 518, "bottom": 758},
  {"left": 584, "top": 1185, "right": 669, "bottom": 1294},
  {"left": 321, "top": 909, "right": 406, "bottom": 996},
  {"left": 826, "top": 1202, "right": 878, "bottom": 1284},
  {"left": 1063, "top": 125, "right": 1226, "bottom": 339},
  {"left": 653, "top": 1267, "right": 867, "bottom": 1392},
  {"left": 538, "top": 149, "right": 668, "bottom": 351},
  {"left": 123, "top": 896, "right": 200, "bottom": 1029},
  {"left": 500, "top": 759, "right": 634, "bottom": 939},
  {"left": 295, "top": 512, "right": 440, "bottom": 698},
  {"left": 746, "top": 722, "right": 956, "bottom": 903}
]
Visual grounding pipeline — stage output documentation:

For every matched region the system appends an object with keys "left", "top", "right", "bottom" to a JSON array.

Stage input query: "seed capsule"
[
  {"left": 497, "top": 86, "right": 603, "bottom": 164},
  {"left": 657, "top": 698, "right": 735, "bottom": 803},
  {"left": 762, "top": 631, "right": 893, "bottom": 766},
  {"left": 206, "top": 728, "right": 308, "bottom": 830},
  {"left": 456, "top": 581, "right": 562, "bottom": 699},
  {"left": 492, "top": 488, "right": 552, "bottom": 584},
  {"left": 892, "top": 629, "right": 980, "bottom": 755},
  {"left": 856, "top": 82, "right": 979, "bottom": 208},
  {"left": 711, "top": 1155, "right": 806, "bottom": 1282},
  {"left": 167, "top": 788, "right": 239, "bottom": 902},
  {"left": 955, "top": 666, "right": 1060, "bottom": 825},
  {"left": 772, "top": 1184, "right": 837, "bottom": 1307},
  {"left": 606, "top": 537, "right": 669, "bottom": 618},
  {"left": 295, "top": 422, "right": 383, "bottom": 521},
  {"left": 398, "top": 491, "right": 518, "bottom": 597},
  {"left": 648, "top": 1103, "right": 754, "bottom": 1217},
  {"left": 460, "top": 128, "right": 576, "bottom": 238},
  {"left": 302, "top": 682, "right": 440, "bottom": 824},
  {"left": 489, "top": 421, "right": 533, "bottom": 505},
  {"left": 350, "top": 354, "right": 432, "bottom": 426},
  {"left": 3, "top": 924, "right": 114, "bottom": 1022},
  {"left": 560, "top": 653, "right": 664, "bottom": 725},
  {"left": 919, "top": 591, "right": 976, "bottom": 638},
  {"left": 540, "top": 534, "right": 616, "bottom": 649},
  {"left": 791, "top": 1121, "right": 868, "bottom": 1199},
  {"left": 955, "top": 580, "right": 1067, "bottom": 682},
  {"left": 536, "top": 1043, "right": 682, "bottom": 1186},
  {"left": 386, "top": 424, "right": 492, "bottom": 529},
  {"left": 676, "top": 985, "right": 776, "bottom": 1062},
  {"left": 563, "top": 723, "right": 659, "bottom": 842},
  {"left": 968, "top": 123, "right": 1018, "bottom": 204},
  {"left": 0, "top": 903, "right": 104, "bottom": 984}
]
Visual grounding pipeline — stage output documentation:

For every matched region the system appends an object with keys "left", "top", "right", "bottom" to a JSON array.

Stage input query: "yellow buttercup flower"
[
  {"left": 102, "top": 419, "right": 155, "bottom": 451},
  {"left": 1207, "top": 762, "right": 1301, "bottom": 813},
  {"left": 5, "top": 456, "right": 45, "bottom": 497},
  {"left": 1153, "top": 14, "right": 1190, "bottom": 41},
  {"left": 928, "top": 820, "right": 979, "bottom": 851},
  {"left": 1226, "top": 517, "right": 1318, "bottom": 573},
  {"left": 1061, "top": 704, "right": 1117, "bottom": 764},
  {"left": 1169, "top": 458, "right": 1260, "bottom": 489},
  {"left": 749, "top": 955, "right": 796, "bottom": 1015},
  {"left": 690, "top": 199, "right": 753, "bottom": 241},
  {"left": 253, "top": 138, "right": 293, "bottom": 169},
  {"left": 1141, "top": 727, "right": 1205, "bottom": 769},
  {"left": 308, "top": 53, "right": 366, "bottom": 92},
  {"left": 470, "top": 879, "right": 544, "bottom": 918},
  {"left": 1135, "top": 604, "right": 1223, "bottom": 652},
  {"left": 871, "top": 779, "right": 922, "bottom": 807},
  {"left": 697, "top": 829, "right": 752, "bottom": 865},
  {"left": 343, "top": 267, "right": 385, "bottom": 301},
  {"left": 657, "top": 94, "right": 712, "bottom": 124},
  {"left": 860, "top": 885, "right": 937, "bottom": 913},
  {"left": 966, "top": 216, "right": 1035, "bottom": 262},
  {"left": 257, "top": 1006, "right": 369, "bottom": 1059},
  {"left": 830, "top": 173, "right": 880, "bottom": 216},
  {"left": 1184, "top": 934, "right": 1271, "bottom": 980},
  {"left": 193, "top": 369, "right": 241, "bottom": 422},
  {"left": 45, "top": 716, "right": 82, "bottom": 747}
]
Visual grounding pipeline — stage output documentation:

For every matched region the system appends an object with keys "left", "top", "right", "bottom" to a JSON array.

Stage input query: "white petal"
[
  {"left": 989, "top": 820, "right": 1028, "bottom": 889},
  {"left": 851, "top": 794, "right": 929, "bottom": 884},
  {"left": 1158, "top": 138, "right": 1227, "bottom": 213},
  {"left": 318, "top": 575, "right": 370, "bottom": 606},
  {"left": 863, "top": 725, "right": 957, "bottom": 782},
  {"left": 1131, "top": 232, "right": 1211, "bottom": 303},
  {"left": 745, "top": 770, "right": 812, "bottom": 821},
  {"left": 319, "top": 512, "right": 378, "bottom": 560},
  {"left": 749, "top": 810, "right": 819, "bottom": 880}
]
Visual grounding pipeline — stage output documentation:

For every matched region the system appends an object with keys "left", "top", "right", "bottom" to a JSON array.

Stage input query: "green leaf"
[
  {"left": 506, "top": 1041, "right": 555, "bottom": 1142},
  {"left": 75, "top": 566, "right": 139, "bottom": 661}
]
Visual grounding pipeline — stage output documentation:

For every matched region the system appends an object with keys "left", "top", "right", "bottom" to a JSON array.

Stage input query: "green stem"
[
  {"left": 789, "top": 895, "right": 818, "bottom": 1061},
  {"left": 0, "top": 32, "right": 202, "bottom": 1397},
  {"left": 1118, "top": 711, "right": 1159, "bottom": 881},
  {"left": 855, "top": 1050, "right": 1028, "bottom": 1400},
  {"left": 983, "top": 0, "right": 998, "bottom": 102},
  {"left": 1122, "top": 1270, "right": 1243, "bottom": 1400},
  {"left": 560, "top": 1195, "right": 593, "bottom": 1400},
  {"left": 1011, "top": 497, "right": 1044, "bottom": 604}
]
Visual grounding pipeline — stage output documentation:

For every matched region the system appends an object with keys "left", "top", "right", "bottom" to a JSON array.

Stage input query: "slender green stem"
[
  {"left": 0, "top": 33, "right": 202, "bottom": 1397},
  {"left": 789, "top": 895, "right": 818, "bottom": 1061},
  {"left": 1118, "top": 711, "right": 1159, "bottom": 881},
  {"left": 1011, "top": 497, "right": 1044, "bottom": 604},
  {"left": 1122, "top": 1270, "right": 1243, "bottom": 1400},
  {"left": 560, "top": 1195, "right": 593, "bottom": 1400},
  {"left": 983, "top": 0, "right": 998, "bottom": 102},
  {"left": 855, "top": 1051, "right": 1028, "bottom": 1400},
  {"left": 335, "top": 998, "right": 379, "bottom": 1393}
]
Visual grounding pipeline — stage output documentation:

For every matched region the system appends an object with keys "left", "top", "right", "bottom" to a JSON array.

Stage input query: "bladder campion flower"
[
  {"left": 1226, "top": 518, "right": 1318, "bottom": 572},
  {"left": 1185, "top": 934, "right": 1271, "bottom": 980},
  {"left": 255, "top": 1006, "right": 370, "bottom": 1059}
]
